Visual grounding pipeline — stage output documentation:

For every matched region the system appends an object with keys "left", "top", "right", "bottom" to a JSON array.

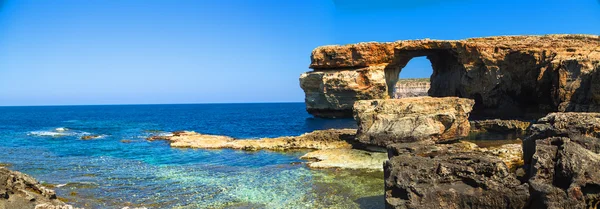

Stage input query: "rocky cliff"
[
  {"left": 301, "top": 34, "right": 600, "bottom": 119},
  {"left": 393, "top": 78, "right": 430, "bottom": 98}
]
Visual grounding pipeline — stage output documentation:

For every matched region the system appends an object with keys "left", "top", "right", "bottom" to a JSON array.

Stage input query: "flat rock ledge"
[
  {"left": 148, "top": 129, "right": 388, "bottom": 170},
  {"left": 0, "top": 167, "right": 76, "bottom": 209},
  {"left": 148, "top": 129, "right": 356, "bottom": 150}
]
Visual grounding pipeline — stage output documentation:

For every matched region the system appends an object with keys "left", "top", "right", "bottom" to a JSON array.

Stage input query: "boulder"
[
  {"left": 384, "top": 141, "right": 529, "bottom": 209},
  {"left": 0, "top": 167, "right": 74, "bottom": 209},
  {"left": 302, "top": 35, "right": 600, "bottom": 119},
  {"left": 353, "top": 97, "right": 474, "bottom": 147}
]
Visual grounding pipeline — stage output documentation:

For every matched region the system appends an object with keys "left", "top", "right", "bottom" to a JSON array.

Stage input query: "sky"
[{"left": 0, "top": 0, "right": 599, "bottom": 106}]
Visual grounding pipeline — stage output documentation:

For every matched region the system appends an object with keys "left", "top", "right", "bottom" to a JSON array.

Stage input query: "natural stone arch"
[{"left": 384, "top": 49, "right": 466, "bottom": 98}]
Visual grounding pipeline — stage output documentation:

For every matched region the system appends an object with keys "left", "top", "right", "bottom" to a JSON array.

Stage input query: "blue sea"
[{"left": 0, "top": 103, "right": 384, "bottom": 208}]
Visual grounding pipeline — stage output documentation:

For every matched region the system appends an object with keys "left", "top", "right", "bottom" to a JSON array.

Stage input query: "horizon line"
[{"left": 0, "top": 101, "right": 306, "bottom": 108}]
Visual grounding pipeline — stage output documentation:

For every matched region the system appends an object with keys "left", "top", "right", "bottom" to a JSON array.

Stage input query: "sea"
[{"left": 0, "top": 103, "right": 385, "bottom": 209}]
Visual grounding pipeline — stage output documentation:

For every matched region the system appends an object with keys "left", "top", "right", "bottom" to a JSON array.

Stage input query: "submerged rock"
[
  {"left": 80, "top": 135, "right": 102, "bottom": 140},
  {"left": 0, "top": 167, "right": 75, "bottom": 209},
  {"left": 353, "top": 97, "right": 474, "bottom": 147},
  {"left": 147, "top": 129, "right": 356, "bottom": 151},
  {"left": 300, "top": 149, "right": 388, "bottom": 171}
]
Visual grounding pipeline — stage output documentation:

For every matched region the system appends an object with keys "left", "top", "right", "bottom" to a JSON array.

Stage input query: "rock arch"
[{"left": 301, "top": 35, "right": 600, "bottom": 119}]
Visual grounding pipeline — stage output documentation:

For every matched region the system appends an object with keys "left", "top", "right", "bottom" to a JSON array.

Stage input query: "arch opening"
[{"left": 391, "top": 56, "right": 432, "bottom": 98}]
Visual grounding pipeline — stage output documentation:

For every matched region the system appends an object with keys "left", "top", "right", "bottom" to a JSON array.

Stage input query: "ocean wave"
[{"left": 27, "top": 128, "right": 91, "bottom": 138}]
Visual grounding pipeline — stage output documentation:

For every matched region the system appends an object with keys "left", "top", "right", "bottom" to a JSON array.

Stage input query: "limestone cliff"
[
  {"left": 393, "top": 78, "right": 430, "bottom": 98},
  {"left": 301, "top": 34, "right": 600, "bottom": 119}
]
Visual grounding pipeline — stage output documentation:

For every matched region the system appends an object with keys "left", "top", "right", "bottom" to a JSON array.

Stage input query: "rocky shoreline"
[{"left": 0, "top": 167, "right": 75, "bottom": 209}]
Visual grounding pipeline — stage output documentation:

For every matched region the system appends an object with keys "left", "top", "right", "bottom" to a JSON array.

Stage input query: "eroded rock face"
[
  {"left": 302, "top": 35, "right": 600, "bottom": 119},
  {"left": 522, "top": 112, "right": 600, "bottom": 164},
  {"left": 0, "top": 167, "right": 74, "bottom": 209},
  {"left": 353, "top": 97, "right": 474, "bottom": 147},
  {"left": 300, "top": 66, "right": 387, "bottom": 118},
  {"left": 384, "top": 141, "right": 529, "bottom": 209},
  {"left": 522, "top": 112, "right": 600, "bottom": 208}
]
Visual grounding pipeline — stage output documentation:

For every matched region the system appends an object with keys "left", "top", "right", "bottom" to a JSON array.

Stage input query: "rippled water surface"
[{"left": 0, "top": 103, "right": 383, "bottom": 208}]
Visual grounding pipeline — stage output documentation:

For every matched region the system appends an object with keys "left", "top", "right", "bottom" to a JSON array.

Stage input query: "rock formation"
[
  {"left": 384, "top": 112, "right": 600, "bottom": 208},
  {"left": 301, "top": 34, "right": 600, "bottom": 119},
  {"left": 522, "top": 113, "right": 600, "bottom": 208},
  {"left": 384, "top": 141, "right": 528, "bottom": 209},
  {"left": 393, "top": 78, "right": 430, "bottom": 98},
  {"left": 353, "top": 97, "right": 474, "bottom": 147},
  {"left": 147, "top": 129, "right": 389, "bottom": 170},
  {"left": 0, "top": 167, "right": 74, "bottom": 209},
  {"left": 148, "top": 129, "right": 356, "bottom": 150}
]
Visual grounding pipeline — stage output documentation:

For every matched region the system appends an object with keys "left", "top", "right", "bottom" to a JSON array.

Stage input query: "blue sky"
[{"left": 0, "top": 0, "right": 599, "bottom": 106}]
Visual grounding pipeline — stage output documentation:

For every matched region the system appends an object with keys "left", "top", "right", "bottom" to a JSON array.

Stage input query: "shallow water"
[{"left": 0, "top": 103, "right": 383, "bottom": 208}]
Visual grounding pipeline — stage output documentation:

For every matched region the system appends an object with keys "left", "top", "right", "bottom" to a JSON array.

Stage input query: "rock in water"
[
  {"left": 300, "top": 66, "right": 387, "bottom": 118},
  {"left": 302, "top": 35, "right": 600, "bottom": 119},
  {"left": 353, "top": 97, "right": 474, "bottom": 147},
  {"left": 0, "top": 167, "right": 74, "bottom": 209}
]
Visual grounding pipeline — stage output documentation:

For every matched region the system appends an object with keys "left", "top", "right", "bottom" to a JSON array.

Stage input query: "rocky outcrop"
[
  {"left": 522, "top": 112, "right": 600, "bottom": 208},
  {"left": 148, "top": 129, "right": 356, "bottom": 151},
  {"left": 384, "top": 141, "right": 529, "bottom": 209},
  {"left": 353, "top": 97, "right": 474, "bottom": 147},
  {"left": 383, "top": 112, "right": 600, "bottom": 208},
  {"left": 148, "top": 129, "right": 390, "bottom": 170},
  {"left": 300, "top": 66, "right": 387, "bottom": 118},
  {"left": 302, "top": 34, "right": 600, "bottom": 119},
  {"left": 393, "top": 78, "right": 430, "bottom": 98},
  {"left": 0, "top": 167, "right": 74, "bottom": 209}
]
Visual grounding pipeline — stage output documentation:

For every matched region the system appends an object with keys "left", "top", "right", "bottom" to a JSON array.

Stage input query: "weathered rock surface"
[
  {"left": 384, "top": 141, "right": 529, "bottom": 209},
  {"left": 302, "top": 35, "right": 600, "bottom": 119},
  {"left": 148, "top": 129, "right": 356, "bottom": 151},
  {"left": 527, "top": 137, "right": 600, "bottom": 209},
  {"left": 300, "top": 149, "right": 388, "bottom": 170},
  {"left": 523, "top": 112, "right": 600, "bottom": 164},
  {"left": 300, "top": 66, "right": 387, "bottom": 118},
  {"left": 393, "top": 78, "right": 430, "bottom": 98},
  {"left": 470, "top": 119, "right": 531, "bottom": 134},
  {"left": 521, "top": 112, "right": 600, "bottom": 208},
  {"left": 0, "top": 167, "right": 74, "bottom": 209},
  {"left": 353, "top": 97, "right": 474, "bottom": 147}
]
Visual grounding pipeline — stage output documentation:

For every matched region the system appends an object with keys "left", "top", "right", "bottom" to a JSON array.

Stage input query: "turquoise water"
[{"left": 0, "top": 103, "right": 383, "bottom": 208}]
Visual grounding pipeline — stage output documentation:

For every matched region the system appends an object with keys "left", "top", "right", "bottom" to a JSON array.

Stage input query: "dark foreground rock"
[
  {"left": 384, "top": 112, "right": 600, "bottom": 209},
  {"left": 470, "top": 119, "right": 531, "bottom": 134},
  {"left": 384, "top": 141, "right": 529, "bottom": 209},
  {"left": 0, "top": 167, "right": 74, "bottom": 209},
  {"left": 353, "top": 97, "right": 474, "bottom": 147},
  {"left": 523, "top": 112, "right": 600, "bottom": 208}
]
